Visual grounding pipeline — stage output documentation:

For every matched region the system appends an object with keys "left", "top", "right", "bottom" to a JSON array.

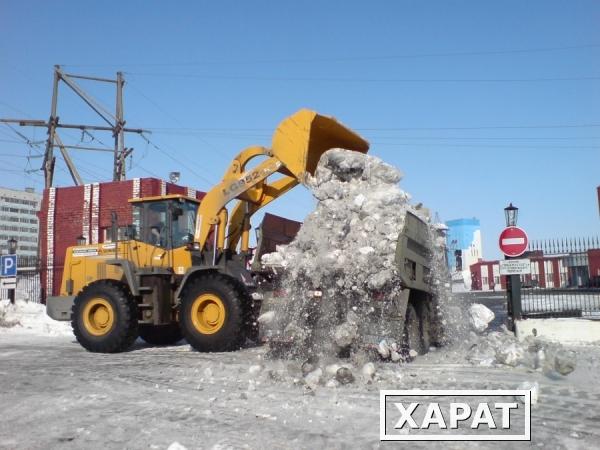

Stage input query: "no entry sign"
[{"left": 499, "top": 226, "right": 528, "bottom": 257}]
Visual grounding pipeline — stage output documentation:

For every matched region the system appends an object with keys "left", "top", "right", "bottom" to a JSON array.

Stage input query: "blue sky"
[{"left": 1, "top": 1, "right": 599, "bottom": 258}]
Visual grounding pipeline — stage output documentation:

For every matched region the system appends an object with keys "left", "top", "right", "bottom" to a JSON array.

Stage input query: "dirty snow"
[{"left": 261, "top": 149, "right": 448, "bottom": 358}]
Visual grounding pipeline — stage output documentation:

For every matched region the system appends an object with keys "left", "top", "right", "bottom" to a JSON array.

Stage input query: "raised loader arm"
[{"left": 193, "top": 109, "right": 369, "bottom": 256}]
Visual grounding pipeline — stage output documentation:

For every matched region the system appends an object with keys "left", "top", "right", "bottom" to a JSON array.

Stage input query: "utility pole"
[{"left": 0, "top": 66, "right": 149, "bottom": 187}]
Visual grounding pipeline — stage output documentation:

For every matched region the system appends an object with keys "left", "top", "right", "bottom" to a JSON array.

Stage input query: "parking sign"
[{"left": 1, "top": 255, "right": 17, "bottom": 277}]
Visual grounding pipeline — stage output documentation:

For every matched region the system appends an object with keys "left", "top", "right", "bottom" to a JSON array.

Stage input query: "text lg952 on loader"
[{"left": 46, "top": 109, "right": 370, "bottom": 353}]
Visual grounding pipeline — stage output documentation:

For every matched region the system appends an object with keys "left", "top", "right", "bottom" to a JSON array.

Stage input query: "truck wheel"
[
  {"left": 139, "top": 324, "right": 183, "bottom": 346},
  {"left": 419, "top": 304, "right": 432, "bottom": 351},
  {"left": 403, "top": 303, "right": 425, "bottom": 356},
  {"left": 179, "top": 274, "right": 245, "bottom": 352},
  {"left": 243, "top": 299, "right": 261, "bottom": 344},
  {"left": 72, "top": 281, "right": 138, "bottom": 353}
]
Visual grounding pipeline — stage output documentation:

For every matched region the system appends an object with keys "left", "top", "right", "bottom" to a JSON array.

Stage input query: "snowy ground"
[{"left": 1, "top": 297, "right": 600, "bottom": 449}]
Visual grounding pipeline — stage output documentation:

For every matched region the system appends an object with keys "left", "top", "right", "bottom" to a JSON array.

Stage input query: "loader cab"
[{"left": 129, "top": 195, "right": 199, "bottom": 250}]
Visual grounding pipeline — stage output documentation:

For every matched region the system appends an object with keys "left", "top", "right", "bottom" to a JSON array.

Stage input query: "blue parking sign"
[{"left": 1, "top": 255, "right": 17, "bottom": 277}]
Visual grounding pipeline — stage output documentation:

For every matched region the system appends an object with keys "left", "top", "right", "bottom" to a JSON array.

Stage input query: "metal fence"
[
  {"left": 0, "top": 256, "right": 42, "bottom": 303},
  {"left": 520, "top": 237, "right": 600, "bottom": 319}
]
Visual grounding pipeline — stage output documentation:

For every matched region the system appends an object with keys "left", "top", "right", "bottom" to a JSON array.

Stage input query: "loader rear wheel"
[
  {"left": 139, "top": 324, "right": 183, "bottom": 346},
  {"left": 72, "top": 281, "right": 138, "bottom": 353},
  {"left": 179, "top": 274, "right": 245, "bottom": 352}
]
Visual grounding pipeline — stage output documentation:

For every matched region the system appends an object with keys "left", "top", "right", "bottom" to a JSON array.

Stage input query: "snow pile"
[
  {"left": 0, "top": 299, "right": 72, "bottom": 336},
  {"left": 443, "top": 325, "right": 577, "bottom": 375},
  {"left": 262, "top": 149, "right": 447, "bottom": 359}
]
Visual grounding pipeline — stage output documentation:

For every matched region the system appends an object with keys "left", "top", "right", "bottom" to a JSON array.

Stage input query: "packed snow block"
[
  {"left": 469, "top": 303, "right": 495, "bottom": 333},
  {"left": 38, "top": 178, "right": 206, "bottom": 302},
  {"left": 495, "top": 342, "right": 525, "bottom": 367}
]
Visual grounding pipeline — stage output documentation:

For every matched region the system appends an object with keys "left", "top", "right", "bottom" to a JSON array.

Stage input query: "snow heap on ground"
[
  {"left": 262, "top": 149, "right": 448, "bottom": 359},
  {"left": 0, "top": 299, "right": 72, "bottom": 336}
]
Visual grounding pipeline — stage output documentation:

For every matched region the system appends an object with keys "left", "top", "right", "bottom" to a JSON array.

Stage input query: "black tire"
[
  {"left": 139, "top": 324, "right": 183, "bottom": 346},
  {"left": 243, "top": 298, "right": 261, "bottom": 344},
  {"left": 72, "top": 281, "right": 138, "bottom": 353},
  {"left": 419, "top": 304, "right": 432, "bottom": 351},
  {"left": 179, "top": 273, "right": 245, "bottom": 352},
  {"left": 402, "top": 303, "right": 425, "bottom": 356}
]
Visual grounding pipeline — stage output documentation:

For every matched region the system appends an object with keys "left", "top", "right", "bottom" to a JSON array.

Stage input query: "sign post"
[
  {"left": 1, "top": 254, "right": 17, "bottom": 304},
  {"left": 499, "top": 223, "right": 528, "bottom": 329}
]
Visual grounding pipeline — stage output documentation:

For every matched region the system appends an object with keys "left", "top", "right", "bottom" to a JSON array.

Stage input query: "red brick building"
[
  {"left": 470, "top": 248, "right": 600, "bottom": 291},
  {"left": 39, "top": 178, "right": 205, "bottom": 300}
]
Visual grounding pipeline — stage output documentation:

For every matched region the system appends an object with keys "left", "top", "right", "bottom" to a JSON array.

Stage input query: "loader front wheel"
[
  {"left": 139, "top": 324, "right": 183, "bottom": 346},
  {"left": 72, "top": 281, "right": 138, "bottom": 353},
  {"left": 179, "top": 274, "right": 245, "bottom": 352}
]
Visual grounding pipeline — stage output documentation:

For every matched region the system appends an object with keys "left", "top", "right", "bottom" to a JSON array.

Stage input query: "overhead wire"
[
  {"left": 60, "top": 42, "right": 600, "bottom": 68},
  {"left": 139, "top": 133, "right": 216, "bottom": 187},
  {"left": 124, "top": 73, "right": 600, "bottom": 83}
]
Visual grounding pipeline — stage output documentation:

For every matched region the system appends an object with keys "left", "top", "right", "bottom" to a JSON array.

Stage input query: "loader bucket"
[{"left": 271, "top": 109, "right": 370, "bottom": 182}]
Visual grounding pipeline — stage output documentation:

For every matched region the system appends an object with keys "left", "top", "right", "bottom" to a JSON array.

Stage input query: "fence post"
[{"left": 507, "top": 271, "right": 522, "bottom": 322}]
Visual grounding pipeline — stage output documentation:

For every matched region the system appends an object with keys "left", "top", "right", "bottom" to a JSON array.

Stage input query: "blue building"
[{"left": 445, "top": 218, "right": 482, "bottom": 290}]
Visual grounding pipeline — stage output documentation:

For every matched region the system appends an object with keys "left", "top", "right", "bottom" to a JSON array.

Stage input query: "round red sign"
[{"left": 499, "top": 226, "right": 528, "bottom": 257}]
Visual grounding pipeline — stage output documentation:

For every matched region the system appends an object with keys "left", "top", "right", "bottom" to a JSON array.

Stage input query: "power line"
[
  {"left": 371, "top": 142, "right": 599, "bottom": 149},
  {"left": 142, "top": 122, "right": 600, "bottom": 133},
  {"left": 139, "top": 133, "right": 216, "bottom": 187},
  {"left": 60, "top": 43, "right": 600, "bottom": 67},
  {"left": 357, "top": 124, "right": 600, "bottom": 131},
  {"left": 125, "top": 72, "right": 600, "bottom": 83},
  {"left": 126, "top": 78, "right": 231, "bottom": 157}
]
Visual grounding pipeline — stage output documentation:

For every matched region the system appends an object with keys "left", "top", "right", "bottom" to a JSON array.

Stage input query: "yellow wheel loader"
[{"left": 46, "top": 109, "right": 369, "bottom": 353}]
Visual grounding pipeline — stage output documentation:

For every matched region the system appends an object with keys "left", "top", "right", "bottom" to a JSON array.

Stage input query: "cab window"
[
  {"left": 132, "top": 201, "right": 169, "bottom": 247},
  {"left": 171, "top": 201, "right": 197, "bottom": 248}
]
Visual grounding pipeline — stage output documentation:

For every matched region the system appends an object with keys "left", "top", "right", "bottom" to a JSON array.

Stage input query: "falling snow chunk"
[
  {"left": 469, "top": 303, "right": 495, "bottom": 333},
  {"left": 257, "top": 311, "right": 276, "bottom": 324}
]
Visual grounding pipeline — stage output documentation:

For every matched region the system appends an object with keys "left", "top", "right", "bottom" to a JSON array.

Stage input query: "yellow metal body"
[
  {"left": 195, "top": 109, "right": 369, "bottom": 255},
  {"left": 190, "top": 293, "right": 226, "bottom": 334},
  {"left": 60, "top": 109, "right": 369, "bottom": 300},
  {"left": 59, "top": 240, "right": 193, "bottom": 296},
  {"left": 82, "top": 297, "right": 115, "bottom": 336}
]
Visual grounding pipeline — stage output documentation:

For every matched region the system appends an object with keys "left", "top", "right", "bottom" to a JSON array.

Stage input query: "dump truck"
[
  {"left": 46, "top": 109, "right": 370, "bottom": 353},
  {"left": 254, "top": 210, "right": 444, "bottom": 357}
]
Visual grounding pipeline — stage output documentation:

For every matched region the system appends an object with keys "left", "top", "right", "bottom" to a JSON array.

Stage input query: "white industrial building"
[{"left": 0, "top": 187, "right": 42, "bottom": 257}]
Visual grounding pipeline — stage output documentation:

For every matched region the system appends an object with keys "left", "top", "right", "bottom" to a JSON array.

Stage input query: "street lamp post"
[
  {"left": 504, "top": 203, "right": 518, "bottom": 227},
  {"left": 7, "top": 238, "right": 17, "bottom": 304},
  {"left": 504, "top": 203, "right": 522, "bottom": 327}
]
